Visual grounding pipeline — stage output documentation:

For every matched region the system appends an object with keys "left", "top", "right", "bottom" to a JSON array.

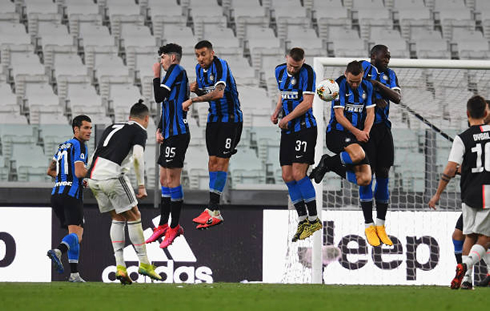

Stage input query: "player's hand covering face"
[{"left": 195, "top": 47, "right": 214, "bottom": 70}]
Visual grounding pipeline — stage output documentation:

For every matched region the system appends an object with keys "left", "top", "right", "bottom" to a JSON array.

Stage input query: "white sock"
[
  {"left": 298, "top": 215, "right": 307, "bottom": 222},
  {"left": 463, "top": 244, "right": 486, "bottom": 270},
  {"left": 128, "top": 219, "right": 150, "bottom": 265},
  {"left": 308, "top": 215, "right": 318, "bottom": 222},
  {"left": 375, "top": 218, "right": 385, "bottom": 226},
  {"left": 484, "top": 250, "right": 490, "bottom": 272},
  {"left": 110, "top": 220, "right": 126, "bottom": 267},
  {"left": 365, "top": 222, "right": 374, "bottom": 229},
  {"left": 461, "top": 255, "right": 472, "bottom": 283}
]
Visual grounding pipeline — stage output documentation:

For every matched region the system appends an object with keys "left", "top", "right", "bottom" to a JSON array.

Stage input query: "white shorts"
[
  {"left": 462, "top": 202, "right": 490, "bottom": 237},
  {"left": 87, "top": 176, "right": 138, "bottom": 214}
]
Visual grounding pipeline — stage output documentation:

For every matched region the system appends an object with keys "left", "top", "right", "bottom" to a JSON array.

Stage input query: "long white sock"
[
  {"left": 127, "top": 219, "right": 150, "bottom": 265},
  {"left": 484, "top": 250, "right": 490, "bottom": 271},
  {"left": 110, "top": 220, "right": 126, "bottom": 267},
  {"left": 464, "top": 244, "right": 486, "bottom": 270}
]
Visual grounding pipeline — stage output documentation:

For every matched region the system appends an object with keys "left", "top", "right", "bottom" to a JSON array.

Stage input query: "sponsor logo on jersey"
[
  {"left": 345, "top": 103, "right": 364, "bottom": 113},
  {"left": 281, "top": 91, "right": 299, "bottom": 100},
  {"left": 54, "top": 181, "right": 73, "bottom": 187}
]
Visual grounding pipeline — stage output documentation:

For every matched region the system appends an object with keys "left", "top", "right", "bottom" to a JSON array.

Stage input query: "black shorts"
[
  {"left": 206, "top": 122, "right": 242, "bottom": 158},
  {"left": 158, "top": 133, "right": 190, "bottom": 168},
  {"left": 455, "top": 213, "right": 463, "bottom": 231},
  {"left": 51, "top": 194, "right": 84, "bottom": 229},
  {"left": 280, "top": 127, "right": 317, "bottom": 166},
  {"left": 363, "top": 123, "right": 394, "bottom": 172},
  {"left": 326, "top": 129, "right": 364, "bottom": 154}
]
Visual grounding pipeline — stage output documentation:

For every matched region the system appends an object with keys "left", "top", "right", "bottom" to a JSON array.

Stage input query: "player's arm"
[
  {"left": 428, "top": 161, "right": 459, "bottom": 210},
  {"left": 74, "top": 161, "right": 88, "bottom": 178},
  {"left": 190, "top": 81, "right": 206, "bottom": 96},
  {"left": 333, "top": 108, "right": 368, "bottom": 142},
  {"left": 133, "top": 144, "right": 147, "bottom": 199},
  {"left": 429, "top": 135, "right": 464, "bottom": 209},
  {"left": 183, "top": 83, "right": 225, "bottom": 111},
  {"left": 363, "top": 106, "right": 375, "bottom": 134},
  {"left": 271, "top": 93, "right": 283, "bottom": 124},
  {"left": 47, "top": 160, "right": 57, "bottom": 177},
  {"left": 278, "top": 94, "right": 314, "bottom": 130},
  {"left": 371, "top": 80, "right": 401, "bottom": 104},
  {"left": 152, "top": 63, "right": 171, "bottom": 103}
]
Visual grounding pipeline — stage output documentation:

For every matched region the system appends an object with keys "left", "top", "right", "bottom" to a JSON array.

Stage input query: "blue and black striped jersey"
[
  {"left": 51, "top": 138, "right": 88, "bottom": 200},
  {"left": 159, "top": 64, "right": 190, "bottom": 139},
  {"left": 327, "top": 75, "right": 376, "bottom": 133},
  {"left": 361, "top": 60, "right": 400, "bottom": 127},
  {"left": 195, "top": 56, "right": 243, "bottom": 123},
  {"left": 275, "top": 62, "right": 317, "bottom": 134}
]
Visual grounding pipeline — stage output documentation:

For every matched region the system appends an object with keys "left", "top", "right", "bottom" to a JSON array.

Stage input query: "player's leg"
[
  {"left": 47, "top": 195, "right": 67, "bottom": 274},
  {"left": 283, "top": 164, "right": 308, "bottom": 242},
  {"left": 358, "top": 139, "right": 377, "bottom": 246},
  {"left": 453, "top": 214, "right": 464, "bottom": 264},
  {"left": 476, "top": 241, "right": 490, "bottom": 286},
  {"left": 123, "top": 206, "right": 162, "bottom": 281},
  {"left": 160, "top": 167, "right": 185, "bottom": 248},
  {"left": 146, "top": 166, "right": 170, "bottom": 243},
  {"left": 373, "top": 127, "right": 394, "bottom": 246},
  {"left": 66, "top": 224, "right": 84, "bottom": 282}
]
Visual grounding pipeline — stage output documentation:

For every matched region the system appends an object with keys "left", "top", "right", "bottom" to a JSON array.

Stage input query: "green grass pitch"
[{"left": 0, "top": 283, "right": 488, "bottom": 311}]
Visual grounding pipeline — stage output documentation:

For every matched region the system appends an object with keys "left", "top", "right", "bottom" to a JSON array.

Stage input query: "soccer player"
[
  {"left": 87, "top": 101, "right": 162, "bottom": 284},
  {"left": 429, "top": 95, "right": 490, "bottom": 290},
  {"left": 47, "top": 115, "right": 92, "bottom": 283},
  {"left": 182, "top": 40, "right": 243, "bottom": 229},
  {"left": 270, "top": 47, "right": 321, "bottom": 242},
  {"left": 145, "top": 44, "right": 189, "bottom": 248},
  {"left": 355, "top": 45, "right": 402, "bottom": 247},
  {"left": 309, "top": 60, "right": 375, "bottom": 243}
]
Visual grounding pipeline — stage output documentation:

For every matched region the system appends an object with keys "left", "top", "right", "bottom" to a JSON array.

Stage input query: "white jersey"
[{"left": 88, "top": 121, "right": 147, "bottom": 180}]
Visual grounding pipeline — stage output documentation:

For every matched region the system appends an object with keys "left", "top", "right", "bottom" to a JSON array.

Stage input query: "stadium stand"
[{"left": 1, "top": 0, "right": 490, "bottom": 192}]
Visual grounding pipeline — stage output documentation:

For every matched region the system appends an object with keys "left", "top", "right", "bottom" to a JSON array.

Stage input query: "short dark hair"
[
  {"left": 346, "top": 60, "right": 364, "bottom": 76},
  {"left": 158, "top": 43, "right": 182, "bottom": 61},
  {"left": 72, "top": 115, "right": 91, "bottom": 133},
  {"left": 130, "top": 99, "right": 149, "bottom": 119},
  {"left": 370, "top": 44, "right": 388, "bottom": 57},
  {"left": 195, "top": 40, "right": 213, "bottom": 50},
  {"left": 288, "top": 47, "right": 305, "bottom": 62},
  {"left": 467, "top": 95, "right": 487, "bottom": 119}
]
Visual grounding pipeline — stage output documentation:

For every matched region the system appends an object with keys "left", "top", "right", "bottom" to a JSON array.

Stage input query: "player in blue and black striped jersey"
[
  {"left": 182, "top": 40, "right": 243, "bottom": 229},
  {"left": 146, "top": 43, "right": 189, "bottom": 249},
  {"left": 47, "top": 115, "right": 92, "bottom": 283},
  {"left": 310, "top": 60, "right": 375, "bottom": 209},
  {"left": 271, "top": 47, "right": 321, "bottom": 242},
  {"left": 359, "top": 45, "right": 402, "bottom": 247}
]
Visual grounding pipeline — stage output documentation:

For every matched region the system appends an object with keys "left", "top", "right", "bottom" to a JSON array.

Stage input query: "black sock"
[
  {"left": 170, "top": 200, "right": 183, "bottom": 228},
  {"left": 57, "top": 243, "right": 68, "bottom": 254},
  {"left": 209, "top": 192, "right": 220, "bottom": 211},
  {"left": 159, "top": 196, "right": 171, "bottom": 226},
  {"left": 306, "top": 200, "right": 317, "bottom": 218},
  {"left": 455, "top": 253, "right": 462, "bottom": 264},
  {"left": 70, "top": 263, "right": 78, "bottom": 273},
  {"left": 361, "top": 201, "right": 373, "bottom": 224},
  {"left": 326, "top": 154, "right": 347, "bottom": 179},
  {"left": 376, "top": 201, "right": 388, "bottom": 221},
  {"left": 294, "top": 201, "right": 307, "bottom": 218}
]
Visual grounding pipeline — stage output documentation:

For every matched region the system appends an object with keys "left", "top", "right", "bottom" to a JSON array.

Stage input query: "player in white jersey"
[
  {"left": 429, "top": 95, "right": 490, "bottom": 290},
  {"left": 87, "top": 100, "right": 162, "bottom": 284}
]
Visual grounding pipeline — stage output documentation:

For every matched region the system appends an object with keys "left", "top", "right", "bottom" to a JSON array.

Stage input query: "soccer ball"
[{"left": 316, "top": 79, "right": 339, "bottom": 102}]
